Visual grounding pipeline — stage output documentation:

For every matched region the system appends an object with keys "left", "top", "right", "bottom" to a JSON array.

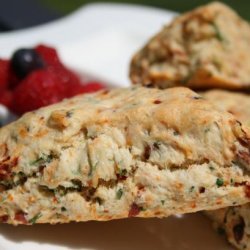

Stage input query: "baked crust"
[
  {"left": 130, "top": 2, "right": 250, "bottom": 90},
  {"left": 203, "top": 90, "right": 250, "bottom": 133},
  {"left": 0, "top": 87, "right": 250, "bottom": 225}
]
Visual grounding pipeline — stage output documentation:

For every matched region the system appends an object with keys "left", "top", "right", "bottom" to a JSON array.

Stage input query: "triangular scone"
[
  {"left": 204, "top": 90, "right": 250, "bottom": 250},
  {"left": 0, "top": 87, "right": 250, "bottom": 225},
  {"left": 130, "top": 2, "right": 250, "bottom": 90}
]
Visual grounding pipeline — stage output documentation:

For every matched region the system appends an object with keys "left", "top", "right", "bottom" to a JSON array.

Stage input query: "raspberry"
[
  {"left": 12, "top": 70, "right": 65, "bottom": 115},
  {"left": 4, "top": 44, "right": 106, "bottom": 115},
  {"left": 45, "top": 65, "right": 82, "bottom": 97},
  {"left": 68, "top": 82, "right": 105, "bottom": 97},
  {"left": 35, "top": 44, "right": 89, "bottom": 97},
  {"left": 65, "top": 82, "right": 84, "bottom": 97},
  {"left": 80, "top": 82, "right": 105, "bottom": 93},
  {"left": 36, "top": 45, "right": 84, "bottom": 96},
  {"left": 0, "top": 59, "right": 10, "bottom": 90},
  {"left": 8, "top": 68, "right": 20, "bottom": 89},
  {"left": 35, "top": 44, "right": 61, "bottom": 67},
  {"left": 0, "top": 90, "right": 13, "bottom": 108}
]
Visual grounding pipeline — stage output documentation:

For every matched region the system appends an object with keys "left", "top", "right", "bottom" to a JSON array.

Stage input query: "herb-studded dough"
[
  {"left": 130, "top": 2, "right": 250, "bottom": 90},
  {"left": 0, "top": 87, "right": 250, "bottom": 225},
  {"left": 204, "top": 90, "right": 250, "bottom": 250}
]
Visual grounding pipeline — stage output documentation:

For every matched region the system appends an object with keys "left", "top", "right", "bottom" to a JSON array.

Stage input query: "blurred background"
[
  {"left": 43, "top": 0, "right": 249, "bottom": 17},
  {"left": 0, "top": 0, "right": 249, "bottom": 31}
]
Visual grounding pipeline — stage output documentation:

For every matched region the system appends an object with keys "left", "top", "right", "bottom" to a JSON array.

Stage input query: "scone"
[
  {"left": 207, "top": 206, "right": 250, "bottom": 250},
  {"left": 130, "top": 2, "right": 250, "bottom": 90},
  {"left": 203, "top": 90, "right": 250, "bottom": 132},
  {"left": 0, "top": 87, "right": 250, "bottom": 225},
  {"left": 204, "top": 90, "right": 250, "bottom": 250}
]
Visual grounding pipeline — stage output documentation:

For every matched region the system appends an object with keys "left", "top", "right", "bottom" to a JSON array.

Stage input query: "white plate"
[{"left": 0, "top": 3, "right": 233, "bottom": 250}]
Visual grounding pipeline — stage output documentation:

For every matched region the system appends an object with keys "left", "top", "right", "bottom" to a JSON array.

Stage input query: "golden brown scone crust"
[
  {"left": 203, "top": 90, "right": 250, "bottom": 133},
  {"left": 0, "top": 87, "right": 250, "bottom": 225},
  {"left": 130, "top": 2, "right": 250, "bottom": 90}
]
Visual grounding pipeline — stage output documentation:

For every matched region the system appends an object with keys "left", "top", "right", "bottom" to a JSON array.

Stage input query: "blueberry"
[{"left": 11, "top": 48, "right": 45, "bottom": 78}]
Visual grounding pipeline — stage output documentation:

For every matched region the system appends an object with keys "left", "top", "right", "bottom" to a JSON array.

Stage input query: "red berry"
[
  {"left": 47, "top": 65, "right": 83, "bottom": 97},
  {"left": 12, "top": 70, "right": 65, "bottom": 115},
  {"left": 8, "top": 67, "right": 21, "bottom": 89},
  {"left": 0, "top": 59, "right": 10, "bottom": 90},
  {"left": 35, "top": 44, "right": 88, "bottom": 97},
  {"left": 80, "top": 82, "right": 105, "bottom": 93},
  {"left": 35, "top": 44, "right": 61, "bottom": 67},
  {"left": 65, "top": 82, "right": 84, "bottom": 97},
  {"left": 0, "top": 90, "right": 13, "bottom": 108}
]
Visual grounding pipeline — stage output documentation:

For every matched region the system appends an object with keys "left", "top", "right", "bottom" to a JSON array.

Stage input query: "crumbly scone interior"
[{"left": 0, "top": 87, "right": 250, "bottom": 224}]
